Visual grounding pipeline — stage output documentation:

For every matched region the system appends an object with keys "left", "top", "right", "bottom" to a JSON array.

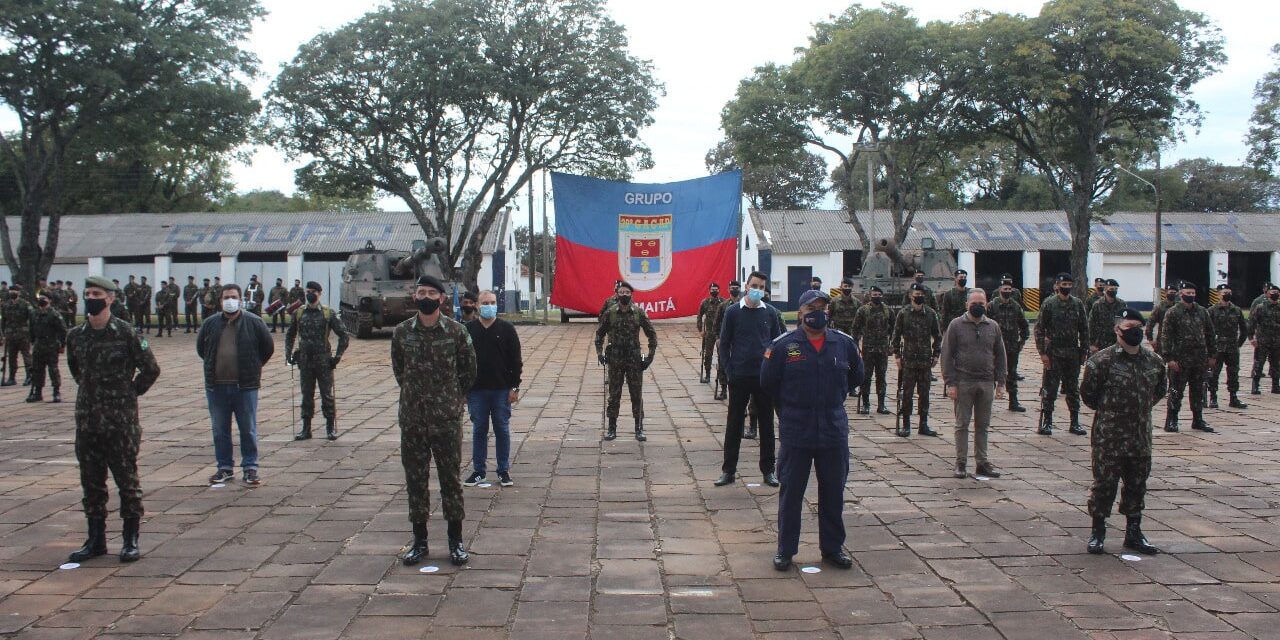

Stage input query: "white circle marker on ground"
[
  {"left": 477, "top": 483, "right": 492, "bottom": 488},
  {"left": 419, "top": 566, "right": 440, "bottom": 573},
  {"left": 801, "top": 566, "right": 821, "bottom": 574},
  {"left": 746, "top": 483, "right": 760, "bottom": 488},
  {"left": 210, "top": 484, "right": 225, "bottom": 489},
  {"left": 58, "top": 563, "right": 79, "bottom": 570},
  {"left": 1120, "top": 554, "right": 1142, "bottom": 562}
]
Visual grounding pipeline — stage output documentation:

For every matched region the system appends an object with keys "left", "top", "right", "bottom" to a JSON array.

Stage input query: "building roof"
[
  {"left": 1, "top": 209, "right": 511, "bottom": 261},
  {"left": 750, "top": 209, "right": 1280, "bottom": 254}
]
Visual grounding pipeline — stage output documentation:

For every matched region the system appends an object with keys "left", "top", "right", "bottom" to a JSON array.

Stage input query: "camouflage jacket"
[
  {"left": 1144, "top": 297, "right": 1177, "bottom": 342},
  {"left": 1035, "top": 294, "right": 1088, "bottom": 357},
  {"left": 269, "top": 286, "right": 289, "bottom": 304},
  {"left": 988, "top": 295, "right": 1029, "bottom": 346},
  {"left": 914, "top": 283, "right": 937, "bottom": 309},
  {"left": 66, "top": 316, "right": 161, "bottom": 433},
  {"left": 1088, "top": 296, "right": 1126, "bottom": 349},
  {"left": 598, "top": 294, "right": 619, "bottom": 319},
  {"left": 110, "top": 298, "right": 131, "bottom": 321},
  {"left": 123, "top": 283, "right": 139, "bottom": 309},
  {"left": 696, "top": 295, "right": 722, "bottom": 333},
  {"left": 289, "top": 286, "right": 305, "bottom": 304},
  {"left": 1160, "top": 303, "right": 1215, "bottom": 365},
  {"left": 2, "top": 297, "right": 34, "bottom": 338},
  {"left": 595, "top": 303, "right": 658, "bottom": 363},
  {"left": 891, "top": 305, "right": 942, "bottom": 367},
  {"left": 851, "top": 301, "right": 894, "bottom": 354},
  {"left": 45, "top": 288, "right": 66, "bottom": 312},
  {"left": 137, "top": 284, "right": 152, "bottom": 309},
  {"left": 184, "top": 283, "right": 201, "bottom": 306},
  {"left": 154, "top": 287, "right": 171, "bottom": 310},
  {"left": 286, "top": 305, "right": 350, "bottom": 357},
  {"left": 1208, "top": 303, "right": 1248, "bottom": 352},
  {"left": 1081, "top": 344, "right": 1166, "bottom": 457},
  {"left": 1250, "top": 301, "right": 1280, "bottom": 345},
  {"left": 938, "top": 287, "right": 971, "bottom": 328},
  {"left": 31, "top": 307, "right": 67, "bottom": 352},
  {"left": 391, "top": 314, "right": 477, "bottom": 424},
  {"left": 829, "top": 294, "right": 861, "bottom": 334},
  {"left": 64, "top": 288, "right": 78, "bottom": 312},
  {"left": 166, "top": 284, "right": 181, "bottom": 308},
  {"left": 201, "top": 286, "right": 220, "bottom": 308},
  {"left": 1250, "top": 293, "right": 1269, "bottom": 313}
]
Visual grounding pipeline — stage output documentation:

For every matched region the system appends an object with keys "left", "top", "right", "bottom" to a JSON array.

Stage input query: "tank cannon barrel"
[
  {"left": 392, "top": 237, "right": 448, "bottom": 276},
  {"left": 874, "top": 238, "right": 917, "bottom": 272}
]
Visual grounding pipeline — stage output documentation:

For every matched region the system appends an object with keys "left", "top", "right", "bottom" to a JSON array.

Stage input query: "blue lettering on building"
[{"left": 167, "top": 223, "right": 397, "bottom": 247}]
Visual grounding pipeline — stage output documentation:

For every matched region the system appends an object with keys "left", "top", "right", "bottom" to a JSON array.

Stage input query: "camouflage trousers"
[
  {"left": 1040, "top": 352, "right": 1082, "bottom": 414},
  {"left": 157, "top": 306, "right": 178, "bottom": 334},
  {"left": 860, "top": 351, "right": 889, "bottom": 399},
  {"left": 76, "top": 427, "right": 144, "bottom": 519},
  {"left": 1168, "top": 360, "right": 1207, "bottom": 416},
  {"left": 4, "top": 334, "right": 31, "bottom": 376},
  {"left": 30, "top": 346, "right": 61, "bottom": 390},
  {"left": 700, "top": 332, "right": 717, "bottom": 379},
  {"left": 1087, "top": 452, "right": 1151, "bottom": 519},
  {"left": 1003, "top": 340, "right": 1023, "bottom": 394},
  {"left": 607, "top": 361, "right": 644, "bottom": 421},
  {"left": 186, "top": 305, "right": 200, "bottom": 330},
  {"left": 715, "top": 343, "right": 728, "bottom": 390},
  {"left": 897, "top": 365, "right": 931, "bottom": 416},
  {"left": 132, "top": 307, "right": 148, "bottom": 330},
  {"left": 400, "top": 420, "right": 465, "bottom": 524},
  {"left": 1209, "top": 350, "right": 1241, "bottom": 394},
  {"left": 298, "top": 352, "right": 335, "bottom": 420},
  {"left": 1252, "top": 342, "right": 1279, "bottom": 379}
]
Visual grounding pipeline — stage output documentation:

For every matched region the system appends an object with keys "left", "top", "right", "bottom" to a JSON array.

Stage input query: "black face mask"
[
  {"left": 1059, "top": 287, "right": 1072, "bottom": 296},
  {"left": 1119, "top": 327, "right": 1143, "bottom": 347},
  {"left": 617, "top": 294, "right": 632, "bottom": 306},
  {"left": 462, "top": 305, "right": 476, "bottom": 315},
  {"left": 1181, "top": 294, "right": 1196, "bottom": 304},
  {"left": 914, "top": 276, "right": 924, "bottom": 283},
  {"left": 841, "top": 288, "right": 852, "bottom": 296},
  {"left": 1000, "top": 290, "right": 1012, "bottom": 299},
  {"left": 38, "top": 300, "right": 49, "bottom": 308},
  {"left": 1271, "top": 292, "right": 1280, "bottom": 301},
  {"left": 416, "top": 297, "right": 441, "bottom": 315},
  {"left": 306, "top": 293, "right": 319, "bottom": 305},
  {"left": 911, "top": 295, "right": 925, "bottom": 306},
  {"left": 871, "top": 296, "right": 884, "bottom": 305},
  {"left": 1106, "top": 289, "right": 1117, "bottom": 298},
  {"left": 709, "top": 290, "right": 719, "bottom": 297},
  {"left": 729, "top": 288, "right": 740, "bottom": 297},
  {"left": 1220, "top": 293, "right": 1231, "bottom": 302},
  {"left": 957, "top": 279, "right": 967, "bottom": 287},
  {"left": 969, "top": 303, "right": 985, "bottom": 318},
  {"left": 811, "top": 284, "right": 821, "bottom": 290},
  {"left": 85, "top": 298, "right": 108, "bottom": 316},
  {"left": 1166, "top": 292, "right": 1177, "bottom": 302}
]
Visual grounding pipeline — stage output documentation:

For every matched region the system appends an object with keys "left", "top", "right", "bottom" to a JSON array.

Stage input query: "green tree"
[
  {"left": 0, "top": 0, "right": 263, "bottom": 288},
  {"left": 704, "top": 139, "right": 826, "bottom": 209},
  {"left": 512, "top": 225, "right": 556, "bottom": 275},
  {"left": 217, "top": 189, "right": 379, "bottom": 213},
  {"left": 962, "top": 0, "right": 1225, "bottom": 292},
  {"left": 1247, "top": 44, "right": 1280, "bottom": 175},
  {"left": 265, "top": 0, "right": 660, "bottom": 291}
]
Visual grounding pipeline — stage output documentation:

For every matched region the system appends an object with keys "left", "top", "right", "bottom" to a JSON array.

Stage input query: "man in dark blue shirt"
[
  {"left": 715, "top": 271, "right": 785, "bottom": 488},
  {"left": 762, "top": 289, "right": 864, "bottom": 571}
]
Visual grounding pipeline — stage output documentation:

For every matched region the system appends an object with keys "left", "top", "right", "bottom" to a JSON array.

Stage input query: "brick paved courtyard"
[{"left": 1, "top": 321, "right": 1279, "bottom": 639}]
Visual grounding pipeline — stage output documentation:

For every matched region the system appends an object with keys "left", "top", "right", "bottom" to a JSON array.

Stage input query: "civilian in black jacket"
[
  {"left": 464, "top": 290, "right": 523, "bottom": 487},
  {"left": 196, "top": 284, "right": 274, "bottom": 486},
  {"left": 715, "top": 271, "right": 785, "bottom": 488}
]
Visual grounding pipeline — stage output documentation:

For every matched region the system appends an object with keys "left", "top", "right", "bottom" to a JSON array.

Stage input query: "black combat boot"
[
  {"left": 51, "top": 388, "right": 61, "bottom": 403},
  {"left": 325, "top": 417, "right": 338, "bottom": 441},
  {"left": 119, "top": 517, "right": 141, "bottom": 562},
  {"left": 1008, "top": 390, "right": 1026, "bottom": 412},
  {"left": 295, "top": 418, "right": 312, "bottom": 441},
  {"left": 918, "top": 414, "right": 939, "bottom": 437},
  {"left": 1037, "top": 409, "right": 1053, "bottom": 435},
  {"left": 68, "top": 517, "right": 108, "bottom": 562},
  {"left": 1087, "top": 516, "right": 1106, "bottom": 554},
  {"left": 22, "top": 371, "right": 31, "bottom": 386},
  {"left": 1164, "top": 409, "right": 1179, "bottom": 433},
  {"left": 447, "top": 520, "right": 469, "bottom": 565},
  {"left": 604, "top": 419, "right": 617, "bottom": 441},
  {"left": 877, "top": 393, "right": 891, "bottom": 415},
  {"left": 1229, "top": 393, "right": 1247, "bottom": 409},
  {"left": 1208, "top": 390, "right": 1218, "bottom": 409},
  {"left": 1068, "top": 408, "right": 1086, "bottom": 435},
  {"left": 0, "top": 374, "right": 14, "bottom": 387},
  {"left": 1191, "top": 412, "right": 1215, "bottom": 433},
  {"left": 400, "top": 522, "right": 429, "bottom": 565},
  {"left": 25, "top": 387, "right": 41, "bottom": 402},
  {"left": 634, "top": 417, "right": 646, "bottom": 442},
  {"left": 1251, "top": 377, "right": 1261, "bottom": 395},
  {"left": 896, "top": 410, "right": 911, "bottom": 437},
  {"left": 857, "top": 392, "right": 870, "bottom": 415},
  {"left": 1122, "top": 515, "right": 1159, "bottom": 555},
  {"left": 743, "top": 414, "right": 757, "bottom": 440}
]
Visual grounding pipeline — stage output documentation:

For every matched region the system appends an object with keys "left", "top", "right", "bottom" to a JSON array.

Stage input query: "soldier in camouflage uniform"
[
  {"left": 852, "top": 286, "right": 894, "bottom": 415},
  {"left": 598, "top": 280, "right": 624, "bottom": 319},
  {"left": 1248, "top": 283, "right": 1280, "bottom": 395},
  {"left": 391, "top": 274, "right": 476, "bottom": 567},
  {"left": 829, "top": 278, "right": 861, "bottom": 336},
  {"left": 268, "top": 278, "right": 289, "bottom": 333},
  {"left": 164, "top": 278, "right": 181, "bottom": 336},
  {"left": 2, "top": 284, "right": 34, "bottom": 386},
  {"left": 153, "top": 284, "right": 172, "bottom": 338},
  {"left": 289, "top": 279, "right": 305, "bottom": 306},
  {"left": 66, "top": 276, "right": 161, "bottom": 564},
  {"left": 696, "top": 283, "right": 722, "bottom": 383},
  {"left": 1085, "top": 278, "right": 1106, "bottom": 310},
  {"left": 595, "top": 281, "right": 658, "bottom": 441},
  {"left": 912, "top": 270, "right": 937, "bottom": 309},
  {"left": 26, "top": 293, "right": 67, "bottom": 403},
  {"left": 1144, "top": 284, "right": 1179, "bottom": 349},
  {"left": 1208, "top": 283, "right": 1249, "bottom": 409},
  {"left": 122, "top": 276, "right": 138, "bottom": 329},
  {"left": 184, "top": 277, "right": 201, "bottom": 332},
  {"left": 713, "top": 281, "right": 742, "bottom": 400},
  {"left": 1249, "top": 283, "right": 1276, "bottom": 394},
  {"left": 63, "top": 282, "right": 79, "bottom": 328},
  {"left": 1088, "top": 279, "right": 1125, "bottom": 352},
  {"left": 109, "top": 282, "right": 131, "bottom": 325},
  {"left": 137, "top": 276, "right": 153, "bottom": 333},
  {"left": 1034, "top": 273, "right": 1089, "bottom": 436},
  {"left": 937, "top": 269, "right": 971, "bottom": 330},
  {"left": 1160, "top": 281, "right": 1216, "bottom": 433},
  {"left": 1082, "top": 307, "right": 1165, "bottom": 556},
  {"left": 286, "top": 281, "right": 349, "bottom": 441},
  {"left": 989, "top": 279, "right": 1030, "bottom": 412},
  {"left": 200, "top": 278, "right": 220, "bottom": 322},
  {"left": 891, "top": 283, "right": 942, "bottom": 437}
]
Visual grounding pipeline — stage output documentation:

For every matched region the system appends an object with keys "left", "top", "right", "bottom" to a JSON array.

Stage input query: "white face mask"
[{"left": 222, "top": 298, "right": 242, "bottom": 314}]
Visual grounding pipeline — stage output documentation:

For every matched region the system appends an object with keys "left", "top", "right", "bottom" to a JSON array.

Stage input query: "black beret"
[
  {"left": 616, "top": 280, "right": 634, "bottom": 292},
  {"left": 305, "top": 281, "right": 323, "bottom": 292},
  {"left": 1000, "top": 273, "right": 1013, "bottom": 281},
  {"left": 9, "top": 283, "right": 21, "bottom": 291},
  {"left": 842, "top": 277, "right": 855, "bottom": 286},
  {"left": 1116, "top": 307, "right": 1145, "bottom": 326},
  {"left": 1055, "top": 272, "right": 1073, "bottom": 283},
  {"left": 869, "top": 286, "right": 884, "bottom": 293},
  {"left": 1105, "top": 279, "right": 1119, "bottom": 287},
  {"left": 462, "top": 291, "right": 478, "bottom": 302},
  {"left": 910, "top": 283, "right": 926, "bottom": 292},
  {"left": 1178, "top": 280, "right": 1196, "bottom": 289},
  {"left": 728, "top": 280, "right": 741, "bottom": 287},
  {"left": 954, "top": 269, "right": 968, "bottom": 276},
  {"left": 1215, "top": 283, "right": 1232, "bottom": 290},
  {"left": 709, "top": 283, "right": 720, "bottom": 289},
  {"left": 1165, "top": 282, "right": 1178, "bottom": 289},
  {"left": 811, "top": 276, "right": 822, "bottom": 283},
  {"left": 1270, "top": 283, "right": 1280, "bottom": 292},
  {"left": 1094, "top": 277, "right": 1105, "bottom": 283},
  {"left": 416, "top": 275, "right": 446, "bottom": 293}
]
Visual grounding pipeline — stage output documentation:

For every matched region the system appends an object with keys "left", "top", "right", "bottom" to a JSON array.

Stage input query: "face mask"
[
  {"left": 914, "top": 276, "right": 924, "bottom": 283},
  {"left": 802, "top": 310, "right": 829, "bottom": 330},
  {"left": 957, "top": 279, "right": 967, "bottom": 287},
  {"left": 871, "top": 296, "right": 883, "bottom": 305},
  {"left": 841, "top": 288, "right": 852, "bottom": 296},
  {"left": 747, "top": 288, "right": 765, "bottom": 302},
  {"left": 1220, "top": 293, "right": 1231, "bottom": 302},
  {"left": 479, "top": 304, "right": 498, "bottom": 319},
  {"left": 729, "top": 288, "right": 740, "bottom": 297},
  {"left": 306, "top": 293, "right": 319, "bottom": 305},
  {"left": 969, "top": 303, "right": 985, "bottom": 318},
  {"left": 1166, "top": 292, "right": 1177, "bottom": 302},
  {"left": 617, "top": 294, "right": 632, "bottom": 306},
  {"left": 1000, "top": 290, "right": 1012, "bottom": 299},
  {"left": 1271, "top": 292, "right": 1280, "bottom": 301},
  {"left": 1181, "top": 294, "right": 1196, "bottom": 304},
  {"left": 416, "top": 297, "right": 441, "bottom": 315},
  {"left": 222, "top": 298, "right": 241, "bottom": 314},
  {"left": 1059, "top": 287, "right": 1072, "bottom": 296},
  {"left": 1119, "top": 327, "right": 1143, "bottom": 347},
  {"left": 710, "top": 290, "right": 719, "bottom": 297},
  {"left": 85, "top": 298, "right": 107, "bottom": 316},
  {"left": 811, "top": 284, "right": 821, "bottom": 290},
  {"left": 462, "top": 305, "right": 476, "bottom": 315},
  {"left": 912, "top": 295, "right": 925, "bottom": 306},
  {"left": 1106, "top": 289, "right": 1117, "bottom": 298}
]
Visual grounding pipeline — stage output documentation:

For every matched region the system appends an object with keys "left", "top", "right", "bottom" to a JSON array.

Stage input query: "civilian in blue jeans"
[
  {"left": 196, "top": 284, "right": 275, "bottom": 486},
  {"left": 463, "top": 290, "right": 523, "bottom": 487}
]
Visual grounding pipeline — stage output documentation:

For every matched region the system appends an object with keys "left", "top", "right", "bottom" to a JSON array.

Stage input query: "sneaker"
[
  {"left": 497, "top": 471, "right": 514, "bottom": 487},
  {"left": 209, "top": 469, "right": 234, "bottom": 485},
  {"left": 463, "top": 471, "right": 486, "bottom": 487},
  {"left": 243, "top": 469, "right": 261, "bottom": 486}
]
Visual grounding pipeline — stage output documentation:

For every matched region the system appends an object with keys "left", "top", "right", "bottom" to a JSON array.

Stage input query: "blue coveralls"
[{"left": 761, "top": 328, "right": 864, "bottom": 557}]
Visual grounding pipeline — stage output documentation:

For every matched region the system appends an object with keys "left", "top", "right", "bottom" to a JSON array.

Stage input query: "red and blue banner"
[{"left": 552, "top": 171, "right": 742, "bottom": 319}]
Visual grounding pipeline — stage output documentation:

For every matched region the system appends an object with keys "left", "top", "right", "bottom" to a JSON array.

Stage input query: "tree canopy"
[{"left": 704, "top": 139, "right": 826, "bottom": 210}]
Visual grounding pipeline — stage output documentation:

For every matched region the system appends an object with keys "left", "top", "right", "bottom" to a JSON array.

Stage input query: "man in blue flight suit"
[{"left": 762, "top": 288, "right": 864, "bottom": 571}]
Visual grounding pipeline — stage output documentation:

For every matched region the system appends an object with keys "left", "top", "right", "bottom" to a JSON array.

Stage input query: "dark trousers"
[
  {"left": 1003, "top": 341, "right": 1022, "bottom": 393},
  {"left": 1040, "top": 351, "right": 1082, "bottom": 414},
  {"left": 31, "top": 347, "right": 60, "bottom": 390},
  {"left": 1253, "top": 342, "right": 1279, "bottom": 379},
  {"left": 1168, "top": 361, "right": 1206, "bottom": 416},
  {"left": 776, "top": 442, "right": 849, "bottom": 557},
  {"left": 76, "top": 427, "right": 144, "bottom": 519},
  {"left": 898, "top": 365, "right": 931, "bottom": 416},
  {"left": 298, "top": 352, "right": 336, "bottom": 420},
  {"left": 607, "top": 361, "right": 644, "bottom": 421},
  {"left": 186, "top": 304, "right": 199, "bottom": 329},
  {"left": 271, "top": 311, "right": 287, "bottom": 331},
  {"left": 1210, "top": 350, "right": 1240, "bottom": 394},
  {"left": 723, "top": 376, "right": 775, "bottom": 475},
  {"left": 860, "top": 351, "right": 889, "bottom": 399},
  {"left": 1087, "top": 452, "right": 1151, "bottom": 519},
  {"left": 4, "top": 336, "right": 31, "bottom": 376},
  {"left": 401, "top": 421, "right": 464, "bottom": 523},
  {"left": 700, "top": 332, "right": 717, "bottom": 378}
]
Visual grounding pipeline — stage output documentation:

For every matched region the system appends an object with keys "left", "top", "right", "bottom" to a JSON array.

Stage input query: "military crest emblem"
[{"left": 618, "top": 214, "right": 673, "bottom": 291}]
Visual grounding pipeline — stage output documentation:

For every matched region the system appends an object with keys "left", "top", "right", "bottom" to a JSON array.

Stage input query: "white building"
[{"left": 742, "top": 209, "right": 1280, "bottom": 311}]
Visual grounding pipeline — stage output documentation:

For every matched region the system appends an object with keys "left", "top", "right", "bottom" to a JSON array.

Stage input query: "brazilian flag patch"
[{"left": 140, "top": 339, "right": 149, "bottom": 351}]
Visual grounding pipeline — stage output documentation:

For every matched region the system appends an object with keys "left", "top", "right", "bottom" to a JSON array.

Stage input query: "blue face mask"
[
  {"left": 479, "top": 304, "right": 498, "bottom": 319},
  {"left": 803, "top": 310, "right": 829, "bottom": 330},
  {"left": 747, "top": 288, "right": 766, "bottom": 302}
]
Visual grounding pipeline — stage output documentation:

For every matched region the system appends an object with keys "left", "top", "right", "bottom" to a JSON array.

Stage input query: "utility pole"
[
  {"left": 852, "top": 142, "right": 883, "bottom": 241},
  {"left": 1114, "top": 159, "right": 1163, "bottom": 304},
  {"left": 527, "top": 179, "right": 535, "bottom": 318}
]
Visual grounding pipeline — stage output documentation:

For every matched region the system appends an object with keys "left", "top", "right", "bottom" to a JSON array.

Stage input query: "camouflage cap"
[
  {"left": 1116, "top": 307, "right": 1145, "bottom": 326},
  {"left": 84, "top": 276, "right": 115, "bottom": 293}
]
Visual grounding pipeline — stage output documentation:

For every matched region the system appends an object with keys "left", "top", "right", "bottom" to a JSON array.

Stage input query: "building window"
[{"left": 745, "top": 235, "right": 751, "bottom": 249}]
